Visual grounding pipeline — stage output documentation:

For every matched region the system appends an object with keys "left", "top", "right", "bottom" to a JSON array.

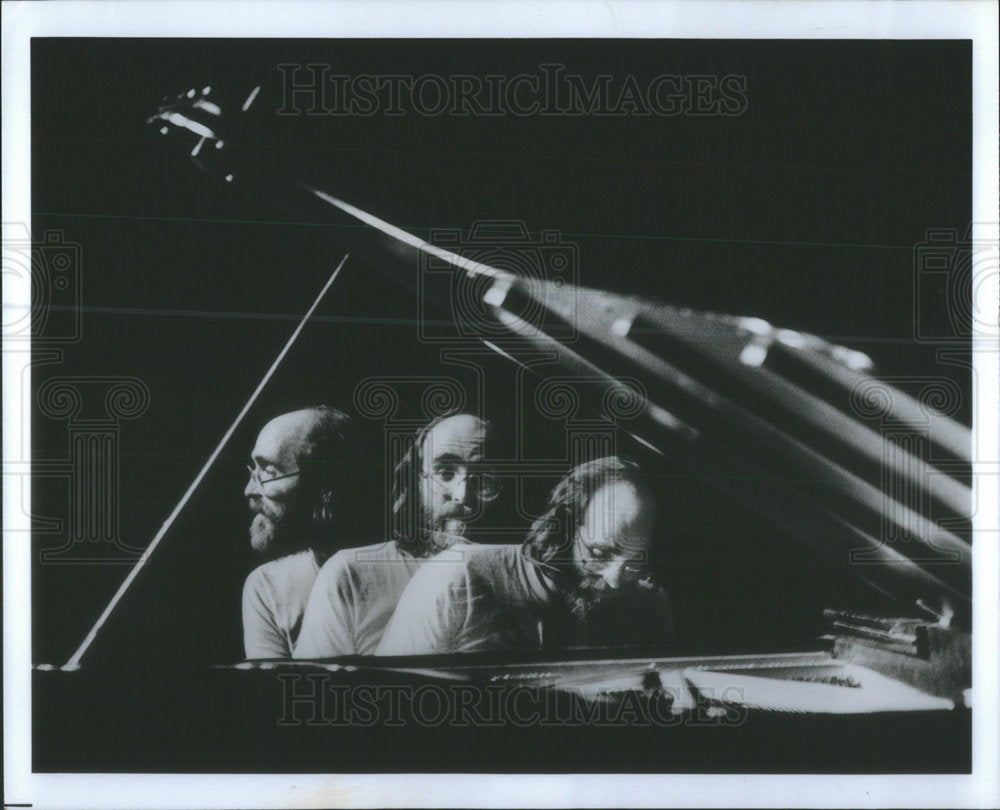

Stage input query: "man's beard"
[
  {"left": 423, "top": 505, "right": 474, "bottom": 549},
  {"left": 249, "top": 511, "right": 280, "bottom": 554},
  {"left": 249, "top": 500, "right": 309, "bottom": 559},
  {"left": 560, "top": 571, "right": 618, "bottom": 622}
]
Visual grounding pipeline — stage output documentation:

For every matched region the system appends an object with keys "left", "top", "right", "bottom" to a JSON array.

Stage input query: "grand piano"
[{"left": 32, "top": 73, "right": 973, "bottom": 775}]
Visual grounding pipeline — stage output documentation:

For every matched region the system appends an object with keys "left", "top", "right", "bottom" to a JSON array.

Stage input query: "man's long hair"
[
  {"left": 523, "top": 456, "right": 661, "bottom": 581},
  {"left": 296, "top": 405, "right": 368, "bottom": 554},
  {"left": 389, "top": 412, "right": 496, "bottom": 556}
]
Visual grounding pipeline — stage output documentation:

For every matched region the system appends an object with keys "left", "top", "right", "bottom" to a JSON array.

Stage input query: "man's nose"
[
  {"left": 448, "top": 476, "right": 469, "bottom": 505},
  {"left": 244, "top": 475, "right": 261, "bottom": 498}
]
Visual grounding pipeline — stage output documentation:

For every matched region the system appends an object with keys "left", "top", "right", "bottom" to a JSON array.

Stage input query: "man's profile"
[
  {"left": 241, "top": 406, "right": 365, "bottom": 659},
  {"left": 293, "top": 412, "right": 502, "bottom": 659},
  {"left": 377, "top": 456, "right": 674, "bottom": 655}
]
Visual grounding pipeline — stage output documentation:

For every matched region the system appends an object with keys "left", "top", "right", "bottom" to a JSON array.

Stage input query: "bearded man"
[
  {"left": 376, "top": 456, "right": 674, "bottom": 655},
  {"left": 241, "top": 406, "right": 365, "bottom": 659},
  {"left": 293, "top": 412, "right": 503, "bottom": 659}
]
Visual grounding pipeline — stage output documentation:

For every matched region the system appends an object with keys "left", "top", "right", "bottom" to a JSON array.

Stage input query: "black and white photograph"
[{"left": 3, "top": 1, "right": 998, "bottom": 807}]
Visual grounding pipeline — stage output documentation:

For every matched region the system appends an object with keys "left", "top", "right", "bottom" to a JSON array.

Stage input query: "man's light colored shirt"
[
  {"left": 293, "top": 540, "right": 425, "bottom": 658},
  {"left": 377, "top": 543, "right": 674, "bottom": 656},
  {"left": 242, "top": 549, "right": 320, "bottom": 659}
]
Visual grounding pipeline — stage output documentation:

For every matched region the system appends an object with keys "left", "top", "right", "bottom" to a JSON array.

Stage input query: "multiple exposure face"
[
  {"left": 244, "top": 411, "right": 315, "bottom": 556},
  {"left": 418, "top": 414, "right": 498, "bottom": 540},
  {"left": 247, "top": 410, "right": 655, "bottom": 620},
  {"left": 565, "top": 480, "right": 657, "bottom": 619}
]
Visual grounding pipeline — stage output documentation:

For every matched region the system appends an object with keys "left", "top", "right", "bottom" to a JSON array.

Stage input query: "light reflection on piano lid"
[{"left": 487, "top": 277, "right": 973, "bottom": 612}]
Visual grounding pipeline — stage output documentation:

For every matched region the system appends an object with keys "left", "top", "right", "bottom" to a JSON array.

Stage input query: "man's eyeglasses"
[
  {"left": 575, "top": 535, "right": 651, "bottom": 578},
  {"left": 423, "top": 464, "right": 502, "bottom": 502},
  {"left": 246, "top": 465, "right": 300, "bottom": 488}
]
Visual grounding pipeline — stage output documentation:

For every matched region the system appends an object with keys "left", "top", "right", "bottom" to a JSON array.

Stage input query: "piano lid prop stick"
[{"left": 62, "top": 253, "right": 352, "bottom": 671}]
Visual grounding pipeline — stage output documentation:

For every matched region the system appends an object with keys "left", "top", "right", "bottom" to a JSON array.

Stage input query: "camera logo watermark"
[
  {"left": 419, "top": 220, "right": 579, "bottom": 344},
  {"left": 2, "top": 223, "right": 82, "bottom": 345},
  {"left": 278, "top": 63, "right": 748, "bottom": 118},
  {"left": 913, "top": 224, "right": 998, "bottom": 342}
]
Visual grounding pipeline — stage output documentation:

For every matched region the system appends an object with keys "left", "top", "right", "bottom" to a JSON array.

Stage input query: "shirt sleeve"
[
  {"left": 292, "top": 554, "right": 357, "bottom": 659},
  {"left": 375, "top": 559, "right": 468, "bottom": 656},
  {"left": 242, "top": 568, "right": 290, "bottom": 659}
]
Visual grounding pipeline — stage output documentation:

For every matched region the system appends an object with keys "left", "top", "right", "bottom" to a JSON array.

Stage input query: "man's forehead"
[
  {"left": 582, "top": 481, "right": 656, "bottom": 550},
  {"left": 422, "top": 415, "right": 490, "bottom": 460},
  {"left": 253, "top": 411, "right": 315, "bottom": 460}
]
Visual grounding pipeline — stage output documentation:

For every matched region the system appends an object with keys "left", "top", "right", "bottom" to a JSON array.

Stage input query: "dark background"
[{"left": 29, "top": 38, "right": 971, "bottom": 772}]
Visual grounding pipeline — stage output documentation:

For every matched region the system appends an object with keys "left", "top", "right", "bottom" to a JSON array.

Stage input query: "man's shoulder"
[
  {"left": 425, "top": 542, "right": 510, "bottom": 563},
  {"left": 247, "top": 549, "right": 316, "bottom": 584},
  {"left": 244, "top": 550, "right": 317, "bottom": 604},
  {"left": 326, "top": 540, "right": 410, "bottom": 566},
  {"left": 315, "top": 540, "right": 415, "bottom": 584},
  {"left": 422, "top": 543, "right": 524, "bottom": 585},
  {"left": 462, "top": 542, "right": 524, "bottom": 569}
]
